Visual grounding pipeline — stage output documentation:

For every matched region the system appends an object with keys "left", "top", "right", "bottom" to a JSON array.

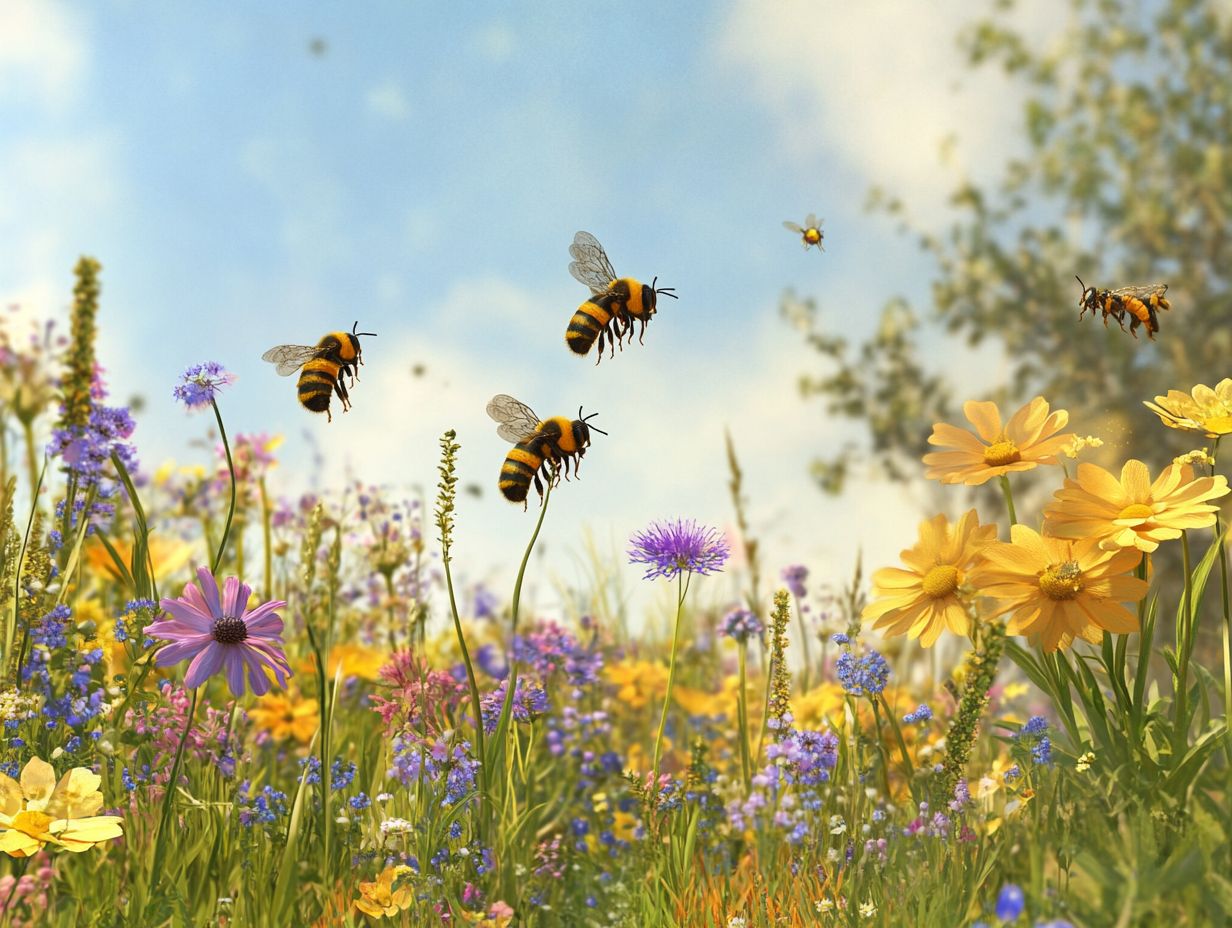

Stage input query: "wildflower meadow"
[{"left": 2, "top": 2, "right": 1231, "bottom": 927}]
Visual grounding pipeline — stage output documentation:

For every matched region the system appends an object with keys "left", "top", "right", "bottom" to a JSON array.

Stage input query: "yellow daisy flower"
[
  {"left": 249, "top": 690, "right": 321, "bottom": 744},
  {"left": 0, "top": 758, "right": 123, "bottom": 857},
  {"left": 923, "top": 397, "right": 1075, "bottom": 486},
  {"left": 1043, "top": 459, "right": 1229, "bottom": 552},
  {"left": 863, "top": 510, "right": 997, "bottom": 646},
  {"left": 354, "top": 864, "right": 414, "bottom": 918},
  {"left": 973, "top": 525, "right": 1147, "bottom": 652},
  {"left": 1144, "top": 378, "right": 1232, "bottom": 437}
]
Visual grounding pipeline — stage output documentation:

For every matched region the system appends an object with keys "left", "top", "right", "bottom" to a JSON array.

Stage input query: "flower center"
[
  {"left": 983, "top": 440, "right": 1021, "bottom": 467},
  {"left": 212, "top": 615, "right": 248, "bottom": 644},
  {"left": 922, "top": 565, "right": 960, "bottom": 599},
  {"left": 1039, "top": 560, "right": 1083, "bottom": 600},
  {"left": 1117, "top": 503, "right": 1154, "bottom": 521},
  {"left": 12, "top": 810, "right": 53, "bottom": 839}
]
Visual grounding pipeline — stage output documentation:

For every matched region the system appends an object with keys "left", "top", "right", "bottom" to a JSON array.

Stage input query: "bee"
[
  {"left": 783, "top": 213, "right": 825, "bottom": 251},
  {"left": 261, "top": 322, "right": 377, "bottom": 421},
  {"left": 486, "top": 393, "right": 606, "bottom": 507},
  {"left": 566, "top": 231, "right": 677, "bottom": 362},
  {"left": 1076, "top": 277, "right": 1170, "bottom": 339}
]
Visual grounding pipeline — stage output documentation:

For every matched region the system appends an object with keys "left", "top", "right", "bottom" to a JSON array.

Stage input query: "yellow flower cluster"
[
  {"left": 865, "top": 393, "right": 1229, "bottom": 653},
  {"left": 0, "top": 758, "right": 123, "bottom": 857}
]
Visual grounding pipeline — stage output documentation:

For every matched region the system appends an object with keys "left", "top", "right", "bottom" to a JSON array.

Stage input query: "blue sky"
[{"left": 0, "top": 0, "right": 1051, "bottom": 621}]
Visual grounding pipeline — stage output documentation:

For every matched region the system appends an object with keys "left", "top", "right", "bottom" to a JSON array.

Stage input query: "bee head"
[
  {"left": 574, "top": 407, "right": 607, "bottom": 447},
  {"left": 646, "top": 276, "right": 678, "bottom": 314},
  {"left": 350, "top": 320, "right": 378, "bottom": 357}
]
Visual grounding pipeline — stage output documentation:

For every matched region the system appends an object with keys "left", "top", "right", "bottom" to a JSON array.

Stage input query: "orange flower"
[
  {"left": 863, "top": 510, "right": 997, "bottom": 646},
  {"left": 249, "top": 690, "right": 320, "bottom": 744},
  {"left": 923, "top": 397, "right": 1074, "bottom": 486},
  {"left": 1144, "top": 378, "right": 1232, "bottom": 437},
  {"left": 354, "top": 864, "right": 414, "bottom": 918},
  {"left": 1044, "top": 459, "right": 1229, "bottom": 552},
  {"left": 973, "top": 525, "right": 1147, "bottom": 652}
]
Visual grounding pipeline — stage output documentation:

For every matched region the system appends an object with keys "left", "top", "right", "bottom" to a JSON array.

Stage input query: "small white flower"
[
  {"left": 815, "top": 899, "right": 834, "bottom": 914},
  {"left": 727, "top": 918, "right": 747, "bottom": 928},
  {"left": 1075, "top": 751, "right": 1096, "bottom": 773},
  {"left": 335, "top": 815, "right": 349, "bottom": 825},
  {"left": 828, "top": 814, "right": 847, "bottom": 835},
  {"left": 826, "top": 847, "right": 841, "bottom": 862},
  {"left": 860, "top": 900, "right": 877, "bottom": 918},
  {"left": 379, "top": 817, "right": 414, "bottom": 835},
  {"left": 50, "top": 747, "right": 64, "bottom": 760},
  {"left": 458, "top": 846, "right": 470, "bottom": 857},
  {"left": 375, "top": 792, "right": 394, "bottom": 802}
]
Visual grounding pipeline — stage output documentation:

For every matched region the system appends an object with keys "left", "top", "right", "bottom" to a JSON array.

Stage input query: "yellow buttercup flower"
[
  {"left": 354, "top": 864, "right": 414, "bottom": 918},
  {"left": 604, "top": 658, "right": 668, "bottom": 710},
  {"left": 1145, "top": 378, "right": 1232, "bottom": 437},
  {"left": 1043, "top": 459, "right": 1229, "bottom": 553},
  {"left": 973, "top": 525, "right": 1147, "bottom": 652},
  {"left": 249, "top": 689, "right": 320, "bottom": 744},
  {"left": 923, "top": 397, "right": 1075, "bottom": 486},
  {"left": 0, "top": 758, "right": 123, "bottom": 857},
  {"left": 863, "top": 509, "right": 997, "bottom": 646}
]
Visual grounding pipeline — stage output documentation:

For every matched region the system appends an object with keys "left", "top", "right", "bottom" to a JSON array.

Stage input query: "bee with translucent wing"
[
  {"left": 261, "top": 321, "right": 377, "bottom": 421},
  {"left": 1076, "top": 277, "right": 1170, "bottom": 339},
  {"left": 783, "top": 213, "right": 825, "bottom": 252},
  {"left": 487, "top": 393, "right": 606, "bottom": 507}
]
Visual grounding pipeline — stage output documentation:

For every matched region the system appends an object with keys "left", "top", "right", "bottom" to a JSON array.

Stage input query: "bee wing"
[
  {"left": 486, "top": 394, "right": 541, "bottom": 444},
  {"left": 568, "top": 231, "right": 618, "bottom": 296},
  {"left": 1112, "top": 284, "right": 1168, "bottom": 299},
  {"left": 261, "top": 344, "right": 322, "bottom": 376},
  {"left": 783, "top": 220, "right": 804, "bottom": 233},
  {"left": 806, "top": 213, "right": 821, "bottom": 229}
]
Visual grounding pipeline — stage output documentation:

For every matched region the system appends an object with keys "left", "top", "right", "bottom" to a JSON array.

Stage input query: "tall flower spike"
[
  {"left": 56, "top": 257, "right": 102, "bottom": 435},
  {"left": 436, "top": 430, "right": 460, "bottom": 563},
  {"left": 147, "top": 566, "right": 292, "bottom": 696}
]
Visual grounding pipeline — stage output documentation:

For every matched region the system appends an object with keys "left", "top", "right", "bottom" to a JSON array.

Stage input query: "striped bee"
[
  {"left": 1076, "top": 278, "right": 1170, "bottom": 339},
  {"left": 487, "top": 394, "right": 605, "bottom": 507},
  {"left": 783, "top": 213, "right": 824, "bottom": 252},
  {"left": 566, "top": 231, "right": 676, "bottom": 363},
  {"left": 261, "top": 322, "right": 377, "bottom": 421}
]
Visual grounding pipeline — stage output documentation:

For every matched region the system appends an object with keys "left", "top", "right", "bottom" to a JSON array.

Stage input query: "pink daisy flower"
[{"left": 147, "top": 566, "right": 292, "bottom": 696}]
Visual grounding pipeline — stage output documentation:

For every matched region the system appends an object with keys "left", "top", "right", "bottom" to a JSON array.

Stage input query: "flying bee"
[
  {"left": 783, "top": 213, "right": 825, "bottom": 251},
  {"left": 566, "top": 231, "right": 677, "bottom": 363},
  {"left": 1076, "top": 277, "right": 1170, "bottom": 339},
  {"left": 487, "top": 393, "right": 606, "bottom": 507},
  {"left": 261, "top": 321, "right": 377, "bottom": 421}
]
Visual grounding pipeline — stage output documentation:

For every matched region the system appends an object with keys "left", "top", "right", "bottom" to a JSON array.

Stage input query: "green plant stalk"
[
  {"left": 1208, "top": 437, "right": 1232, "bottom": 766},
  {"left": 792, "top": 591, "right": 812, "bottom": 693},
  {"left": 489, "top": 478, "right": 553, "bottom": 776},
  {"left": 20, "top": 421, "right": 38, "bottom": 514},
  {"left": 652, "top": 573, "right": 691, "bottom": 784},
  {"left": 880, "top": 691, "right": 915, "bottom": 784},
  {"left": 441, "top": 543, "right": 486, "bottom": 823},
  {"left": 6, "top": 462, "right": 46, "bottom": 686},
  {"left": 1174, "top": 530, "right": 1194, "bottom": 747},
  {"left": 150, "top": 686, "right": 200, "bottom": 894},
  {"left": 736, "top": 639, "right": 752, "bottom": 794},
  {"left": 998, "top": 475, "right": 1018, "bottom": 526},
  {"left": 259, "top": 476, "right": 273, "bottom": 600},
  {"left": 210, "top": 398, "right": 237, "bottom": 574}
]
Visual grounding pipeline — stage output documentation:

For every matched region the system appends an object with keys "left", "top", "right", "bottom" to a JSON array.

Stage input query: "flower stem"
[
  {"left": 259, "top": 476, "right": 273, "bottom": 601},
  {"left": 998, "top": 475, "right": 1018, "bottom": 526},
  {"left": 652, "top": 572, "right": 691, "bottom": 784},
  {"left": 736, "top": 639, "right": 752, "bottom": 794},
  {"left": 1174, "top": 530, "right": 1194, "bottom": 746},
  {"left": 210, "top": 399, "right": 237, "bottom": 574},
  {"left": 150, "top": 686, "right": 199, "bottom": 892},
  {"left": 793, "top": 592, "right": 812, "bottom": 693}
]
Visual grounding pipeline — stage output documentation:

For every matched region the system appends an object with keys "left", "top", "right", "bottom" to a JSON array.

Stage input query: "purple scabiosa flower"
[
  {"left": 173, "top": 361, "right": 235, "bottom": 411},
  {"left": 718, "top": 607, "right": 764, "bottom": 643},
  {"left": 48, "top": 403, "right": 138, "bottom": 483},
  {"left": 995, "top": 883, "right": 1025, "bottom": 921},
  {"left": 780, "top": 564, "right": 808, "bottom": 598},
  {"left": 146, "top": 566, "right": 291, "bottom": 696},
  {"left": 836, "top": 648, "right": 890, "bottom": 697},
  {"left": 627, "top": 519, "right": 730, "bottom": 581}
]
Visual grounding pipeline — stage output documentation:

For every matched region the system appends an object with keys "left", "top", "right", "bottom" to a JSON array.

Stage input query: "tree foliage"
[{"left": 791, "top": 0, "right": 1232, "bottom": 492}]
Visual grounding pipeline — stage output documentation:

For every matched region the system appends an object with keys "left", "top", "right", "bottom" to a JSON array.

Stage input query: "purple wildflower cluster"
[
  {"left": 627, "top": 519, "right": 730, "bottom": 580},
  {"left": 836, "top": 647, "right": 890, "bottom": 697},
  {"left": 47, "top": 401, "right": 137, "bottom": 484},
  {"left": 173, "top": 361, "right": 235, "bottom": 410},
  {"left": 512, "top": 622, "right": 604, "bottom": 688},
  {"left": 718, "top": 607, "right": 764, "bottom": 643},
  {"left": 780, "top": 564, "right": 808, "bottom": 599},
  {"left": 1018, "top": 715, "right": 1053, "bottom": 766},
  {"left": 903, "top": 704, "right": 933, "bottom": 724},
  {"left": 389, "top": 734, "right": 481, "bottom": 807},
  {"left": 766, "top": 727, "right": 840, "bottom": 786},
  {"left": 480, "top": 678, "right": 549, "bottom": 734}
]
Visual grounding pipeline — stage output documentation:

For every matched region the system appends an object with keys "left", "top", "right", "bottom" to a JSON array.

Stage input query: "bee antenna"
[
  {"left": 1075, "top": 276, "right": 1086, "bottom": 290},
  {"left": 651, "top": 276, "right": 678, "bottom": 300},
  {"left": 588, "top": 424, "right": 608, "bottom": 437}
]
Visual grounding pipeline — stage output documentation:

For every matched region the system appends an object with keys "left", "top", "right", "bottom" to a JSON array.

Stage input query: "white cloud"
[
  {"left": 716, "top": 0, "right": 1060, "bottom": 212},
  {"left": 472, "top": 23, "right": 515, "bottom": 63},
  {"left": 0, "top": 0, "right": 86, "bottom": 108},
  {"left": 365, "top": 81, "right": 411, "bottom": 121}
]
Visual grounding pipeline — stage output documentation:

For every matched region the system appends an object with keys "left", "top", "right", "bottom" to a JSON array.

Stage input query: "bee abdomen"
[
  {"left": 566, "top": 300, "right": 612, "bottom": 355},
  {"left": 499, "top": 445, "right": 543, "bottom": 502},
  {"left": 297, "top": 368, "right": 337, "bottom": 414}
]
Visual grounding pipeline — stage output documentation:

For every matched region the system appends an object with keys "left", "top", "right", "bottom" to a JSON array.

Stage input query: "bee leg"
[
  {"left": 638, "top": 320, "right": 647, "bottom": 345},
  {"left": 334, "top": 377, "right": 352, "bottom": 412},
  {"left": 533, "top": 471, "right": 544, "bottom": 498},
  {"left": 326, "top": 407, "right": 333, "bottom": 424}
]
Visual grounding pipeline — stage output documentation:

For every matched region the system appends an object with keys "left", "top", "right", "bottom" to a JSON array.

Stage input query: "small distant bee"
[
  {"left": 261, "top": 322, "right": 377, "bottom": 421},
  {"left": 487, "top": 394, "right": 606, "bottom": 507},
  {"left": 566, "top": 231, "right": 677, "bottom": 362},
  {"left": 1076, "top": 277, "right": 1170, "bottom": 339},
  {"left": 783, "top": 213, "right": 825, "bottom": 252}
]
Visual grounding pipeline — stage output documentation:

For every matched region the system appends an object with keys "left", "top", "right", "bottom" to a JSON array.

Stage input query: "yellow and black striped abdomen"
[
  {"left": 297, "top": 357, "right": 341, "bottom": 414},
  {"left": 499, "top": 443, "right": 544, "bottom": 503},
  {"left": 566, "top": 291, "right": 618, "bottom": 356}
]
